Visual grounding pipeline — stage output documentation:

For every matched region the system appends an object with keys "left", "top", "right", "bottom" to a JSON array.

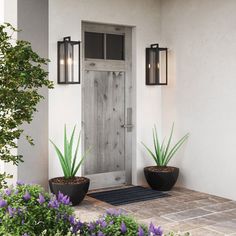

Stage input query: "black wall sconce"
[
  {"left": 58, "top": 37, "right": 80, "bottom": 84},
  {"left": 146, "top": 44, "right": 168, "bottom": 85}
]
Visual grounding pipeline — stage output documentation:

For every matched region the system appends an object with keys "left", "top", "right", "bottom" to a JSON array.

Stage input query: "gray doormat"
[{"left": 88, "top": 186, "right": 170, "bottom": 206}]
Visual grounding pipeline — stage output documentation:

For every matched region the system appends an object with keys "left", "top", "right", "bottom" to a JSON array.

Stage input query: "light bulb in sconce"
[
  {"left": 148, "top": 64, "right": 151, "bottom": 69},
  {"left": 67, "top": 57, "right": 72, "bottom": 65},
  {"left": 157, "top": 63, "right": 160, "bottom": 69},
  {"left": 60, "top": 59, "right": 65, "bottom": 65}
]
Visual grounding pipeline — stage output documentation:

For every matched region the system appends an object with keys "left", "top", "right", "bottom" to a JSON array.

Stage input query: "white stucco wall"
[
  {"left": 2, "top": 0, "right": 18, "bottom": 185},
  {"left": 0, "top": 1, "right": 3, "bottom": 174},
  {"left": 161, "top": 0, "right": 236, "bottom": 200},
  {"left": 1, "top": 0, "right": 49, "bottom": 188},
  {"left": 48, "top": 0, "right": 162, "bottom": 185},
  {"left": 0, "top": 0, "right": 3, "bottom": 23},
  {"left": 17, "top": 0, "right": 49, "bottom": 189}
]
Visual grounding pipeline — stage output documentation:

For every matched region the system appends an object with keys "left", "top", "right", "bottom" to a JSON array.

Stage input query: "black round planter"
[
  {"left": 49, "top": 177, "right": 90, "bottom": 206},
  {"left": 144, "top": 166, "right": 179, "bottom": 191}
]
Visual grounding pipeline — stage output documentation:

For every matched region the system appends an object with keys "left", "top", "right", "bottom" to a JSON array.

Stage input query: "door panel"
[
  {"left": 84, "top": 71, "right": 125, "bottom": 186},
  {"left": 82, "top": 22, "right": 132, "bottom": 189}
]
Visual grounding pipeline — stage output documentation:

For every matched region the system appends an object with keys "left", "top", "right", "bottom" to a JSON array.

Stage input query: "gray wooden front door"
[{"left": 82, "top": 23, "right": 132, "bottom": 189}]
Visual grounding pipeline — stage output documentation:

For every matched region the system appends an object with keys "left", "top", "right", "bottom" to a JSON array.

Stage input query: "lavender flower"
[
  {"left": 138, "top": 226, "right": 145, "bottom": 236},
  {"left": 71, "top": 220, "right": 83, "bottom": 234},
  {"left": 57, "top": 191, "right": 64, "bottom": 201},
  {"left": 97, "top": 231, "right": 105, "bottom": 236},
  {"left": 88, "top": 222, "right": 95, "bottom": 231},
  {"left": 61, "top": 195, "right": 70, "bottom": 205},
  {"left": 57, "top": 191, "right": 70, "bottom": 205},
  {"left": 106, "top": 208, "right": 123, "bottom": 216},
  {"left": 8, "top": 206, "right": 16, "bottom": 217},
  {"left": 23, "top": 191, "right": 31, "bottom": 201},
  {"left": 100, "top": 220, "right": 107, "bottom": 228},
  {"left": 149, "top": 223, "right": 163, "bottom": 236},
  {"left": 16, "top": 180, "right": 24, "bottom": 186},
  {"left": 37, "top": 193, "right": 45, "bottom": 204},
  {"left": 0, "top": 198, "right": 7, "bottom": 208},
  {"left": 48, "top": 199, "right": 59, "bottom": 208},
  {"left": 120, "top": 221, "right": 127, "bottom": 234},
  {"left": 69, "top": 215, "right": 75, "bottom": 225},
  {"left": 5, "top": 188, "right": 12, "bottom": 196},
  {"left": 22, "top": 233, "right": 29, "bottom": 236}
]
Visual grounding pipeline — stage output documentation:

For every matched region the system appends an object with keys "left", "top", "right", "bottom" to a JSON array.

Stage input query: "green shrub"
[
  {"left": 0, "top": 23, "right": 53, "bottom": 188},
  {"left": 78, "top": 209, "right": 149, "bottom": 236},
  {"left": 0, "top": 183, "right": 190, "bottom": 236},
  {"left": 0, "top": 182, "right": 74, "bottom": 236}
]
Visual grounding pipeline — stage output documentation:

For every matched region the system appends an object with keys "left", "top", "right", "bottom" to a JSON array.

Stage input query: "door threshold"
[{"left": 88, "top": 184, "right": 132, "bottom": 194}]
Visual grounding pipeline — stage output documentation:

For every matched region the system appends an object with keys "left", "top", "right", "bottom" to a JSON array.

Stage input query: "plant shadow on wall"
[
  {"left": 142, "top": 124, "right": 189, "bottom": 191},
  {"left": 49, "top": 125, "right": 91, "bottom": 205},
  {"left": 0, "top": 23, "right": 53, "bottom": 188}
]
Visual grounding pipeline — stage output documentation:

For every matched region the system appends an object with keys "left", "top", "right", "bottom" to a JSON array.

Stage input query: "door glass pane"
[
  {"left": 106, "top": 34, "right": 124, "bottom": 60},
  {"left": 85, "top": 32, "right": 104, "bottom": 59}
]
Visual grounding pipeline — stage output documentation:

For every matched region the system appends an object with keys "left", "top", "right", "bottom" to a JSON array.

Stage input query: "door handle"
[
  {"left": 121, "top": 107, "right": 133, "bottom": 132},
  {"left": 121, "top": 124, "right": 133, "bottom": 128}
]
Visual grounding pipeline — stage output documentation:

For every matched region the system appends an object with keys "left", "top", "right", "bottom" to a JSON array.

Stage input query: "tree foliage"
[{"left": 0, "top": 23, "right": 53, "bottom": 187}]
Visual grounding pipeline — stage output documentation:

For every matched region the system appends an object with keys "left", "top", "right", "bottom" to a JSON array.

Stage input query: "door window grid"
[{"left": 85, "top": 32, "right": 124, "bottom": 61}]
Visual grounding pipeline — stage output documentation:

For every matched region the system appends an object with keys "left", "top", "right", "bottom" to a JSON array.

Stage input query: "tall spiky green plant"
[
  {"left": 142, "top": 124, "right": 189, "bottom": 166},
  {"left": 50, "top": 125, "right": 90, "bottom": 179}
]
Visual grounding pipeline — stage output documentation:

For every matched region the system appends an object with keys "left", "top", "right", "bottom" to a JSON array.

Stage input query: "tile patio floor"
[{"left": 74, "top": 186, "right": 236, "bottom": 235}]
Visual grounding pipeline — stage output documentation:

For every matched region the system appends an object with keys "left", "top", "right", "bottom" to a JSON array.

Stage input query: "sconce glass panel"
[
  {"left": 146, "top": 44, "right": 168, "bottom": 85},
  {"left": 159, "top": 48, "right": 168, "bottom": 85},
  {"left": 58, "top": 37, "right": 80, "bottom": 84}
]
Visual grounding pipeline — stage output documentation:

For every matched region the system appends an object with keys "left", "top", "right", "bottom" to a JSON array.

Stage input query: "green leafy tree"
[{"left": 0, "top": 23, "right": 53, "bottom": 188}]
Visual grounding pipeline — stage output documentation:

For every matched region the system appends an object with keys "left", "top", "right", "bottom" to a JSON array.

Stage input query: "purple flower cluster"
[
  {"left": 149, "top": 222, "right": 163, "bottom": 236},
  {"left": 106, "top": 208, "right": 124, "bottom": 216},
  {"left": 8, "top": 206, "right": 17, "bottom": 217},
  {"left": 67, "top": 215, "right": 84, "bottom": 234},
  {"left": 16, "top": 180, "right": 25, "bottom": 186},
  {"left": 48, "top": 192, "right": 71, "bottom": 209},
  {"left": 23, "top": 191, "right": 31, "bottom": 201},
  {"left": 57, "top": 191, "right": 70, "bottom": 205},
  {"left": 120, "top": 221, "right": 127, "bottom": 234},
  {"left": 37, "top": 193, "right": 45, "bottom": 204},
  {"left": 138, "top": 226, "right": 145, "bottom": 236},
  {"left": 5, "top": 188, "right": 12, "bottom": 196},
  {"left": 0, "top": 198, "right": 7, "bottom": 208}
]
